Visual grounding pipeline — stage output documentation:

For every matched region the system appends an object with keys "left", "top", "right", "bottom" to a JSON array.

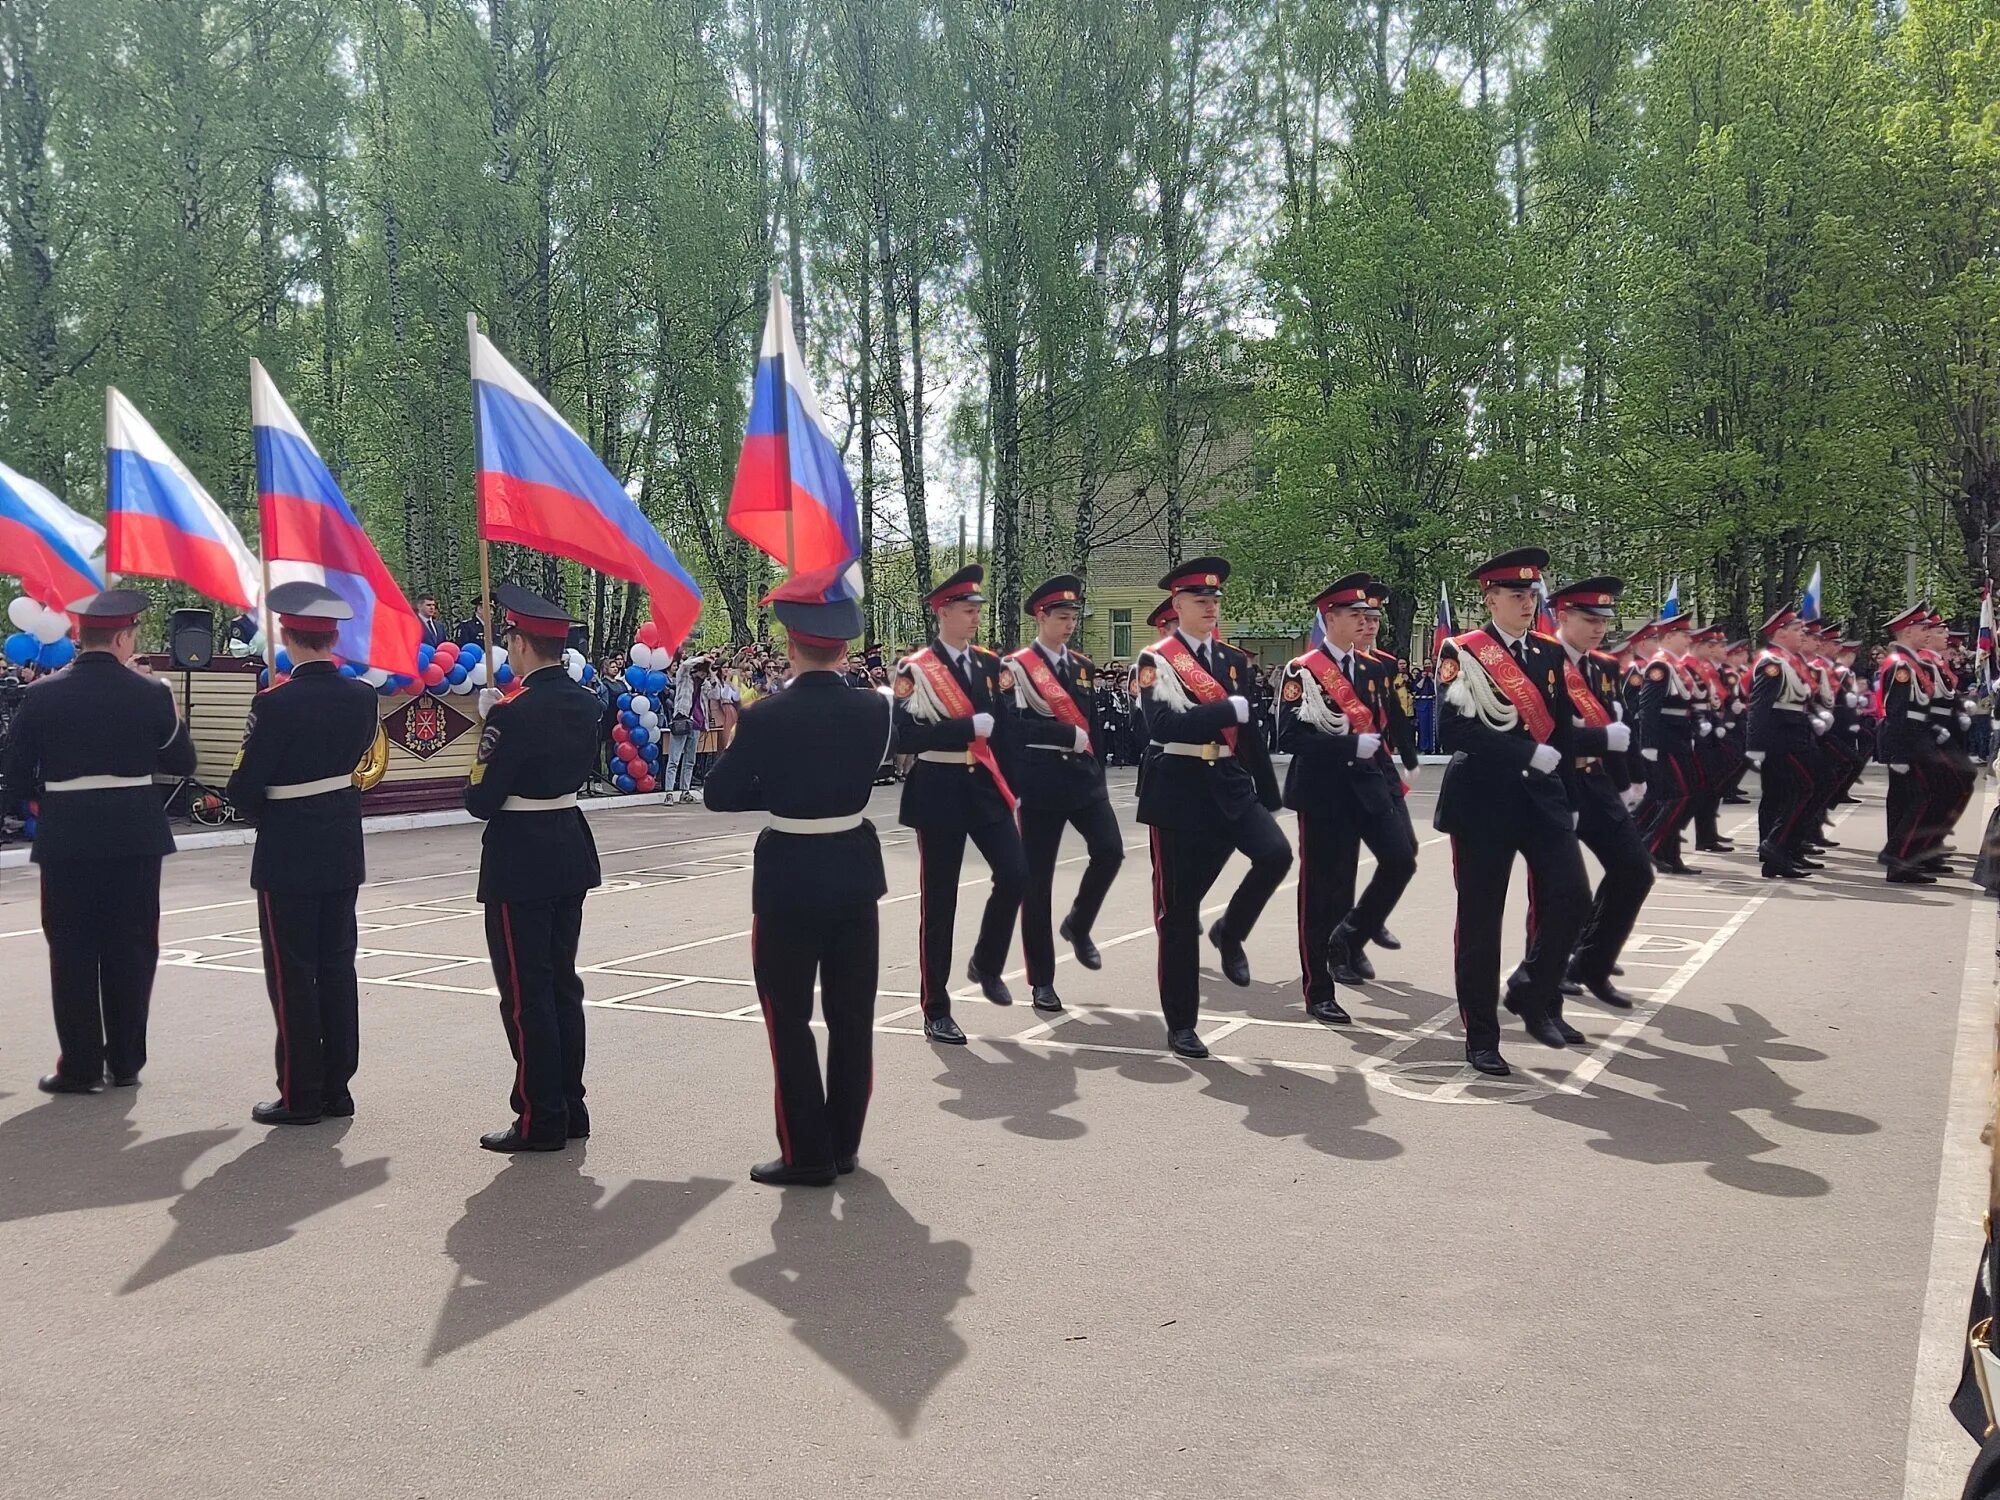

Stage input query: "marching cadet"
[
  {"left": 703, "top": 572, "right": 892, "bottom": 1186},
  {"left": 465, "top": 583, "right": 604, "bottom": 1151},
  {"left": 1278, "top": 573, "right": 1416, "bottom": 1024},
  {"left": 1921, "top": 611, "right": 1976, "bottom": 867},
  {"left": 224, "top": 582, "right": 381, "bottom": 1125},
  {"left": 1685, "top": 625, "right": 1736, "bottom": 854},
  {"left": 1876, "top": 603, "right": 1942, "bottom": 882},
  {"left": 1433, "top": 548, "right": 1595, "bottom": 1076},
  {"left": 1135, "top": 557, "right": 1290, "bottom": 1058},
  {"left": 1746, "top": 605, "right": 1823, "bottom": 879},
  {"left": 1634, "top": 616, "right": 1703, "bottom": 874},
  {"left": 2, "top": 589, "right": 197, "bottom": 1094},
  {"left": 1356, "top": 578, "right": 1417, "bottom": 957},
  {"left": 1009, "top": 575, "right": 1123, "bottom": 1014},
  {"left": 1127, "top": 598, "right": 1177, "bottom": 771},
  {"left": 893, "top": 564, "right": 1024, "bottom": 1046},
  {"left": 1544, "top": 579, "right": 1649, "bottom": 1009},
  {"left": 1720, "top": 640, "right": 1756, "bottom": 802}
]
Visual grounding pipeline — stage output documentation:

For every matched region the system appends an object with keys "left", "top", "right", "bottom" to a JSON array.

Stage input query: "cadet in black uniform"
[
  {"left": 1634, "top": 616, "right": 1702, "bottom": 874},
  {"left": 893, "top": 564, "right": 1025, "bottom": 1046},
  {"left": 1009, "top": 574, "right": 1123, "bottom": 1014},
  {"left": 224, "top": 582, "right": 382, "bottom": 1124},
  {"left": 3, "top": 589, "right": 198, "bottom": 1093},
  {"left": 1356, "top": 577, "right": 1418, "bottom": 958},
  {"left": 1876, "top": 604, "right": 1944, "bottom": 882},
  {"left": 1746, "top": 605, "right": 1822, "bottom": 879},
  {"left": 1135, "top": 557, "right": 1290, "bottom": 1059},
  {"left": 704, "top": 574, "right": 892, "bottom": 1186},
  {"left": 1277, "top": 573, "right": 1416, "bottom": 1025},
  {"left": 465, "top": 583, "right": 605, "bottom": 1152},
  {"left": 1433, "top": 549, "right": 1593, "bottom": 1076}
]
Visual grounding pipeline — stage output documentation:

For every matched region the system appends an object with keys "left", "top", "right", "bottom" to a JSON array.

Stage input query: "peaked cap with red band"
[
  {"left": 493, "top": 581, "right": 576, "bottom": 640},
  {"left": 1310, "top": 572, "right": 1376, "bottom": 614},
  {"left": 1147, "top": 597, "right": 1178, "bottom": 631},
  {"left": 1550, "top": 575, "right": 1623, "bottom": 616},
  {"left": 926, "top": 564, "right": 985, "bottom": 610},
  {"left": 1158, "top": 556, "right": 1230, "bottom": 595},
  {"left": 1472, "top": 546, "right": 1548, "bottom": 587},
  {"left": 268, "top": 579, "right": 355, "bottom": 631},
  {"left": 1025, "top": 574, "right": 1086, "bottom": 616},
  {"left": 66, "top": 587, "right": 151, "bottom": 631}
]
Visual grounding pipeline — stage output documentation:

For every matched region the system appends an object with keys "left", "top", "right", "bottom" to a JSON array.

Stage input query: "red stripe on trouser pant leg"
[
  {"left": 1778, "top": 755, "right": 1813, "bottom": 843},
  {"left": 261, "top": 892, "right": 291, "bottom": 1107},
  {"left": 1150, "top": 829, "right": 1167, "bottom": 1003},
  {"left": 1525, "top": 868, "right": 1539, "bottom": 950},
  {"left": 1898, "top": 764, "right": 1930, "bottom": 860},
  {"left": 500, "top": 903, "right": 531, "bottom": 1137},
  {"left": 916, "top": 832, "right": 931, "bottom": 1016},
  {"left": 750, "top": 917, "right": 794, "bottom": 1165},
  {"left": 1450, "top": 836, "right": 1468, "bottom": 1032},
  {"left": 1296, "top": 817, "right": 1311, "bottom": 998}
]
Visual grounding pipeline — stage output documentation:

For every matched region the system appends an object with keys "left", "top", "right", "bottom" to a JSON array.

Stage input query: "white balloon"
[
  {"left": 640, "top": 710, "right": 659, "bottom": 730},
  {"left": 448, "top": 674, "right": 474, "bottom": 695},
  {"left": 7, "top": 598, "right": 38, "bottom": 632},
  {"left": 28, "top": 606, "right": 68, "bottom": 643},
  {"left": 566, "top": 658, "right": 584, "bottom": 681},
  {"left": 468, "top": 661, "right": 489, "bottom": 686},
  {"left": 361, "top": 667, "right": 390, "bottom": 687},
  {"left": 490, "top": 645, "right": 508, "bottom": 668},
  {"left": 631, "top": 695, "right": 651, "bottom": 714}
]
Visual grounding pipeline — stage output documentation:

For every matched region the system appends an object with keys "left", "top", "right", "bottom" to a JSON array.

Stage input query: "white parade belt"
[
  {"left": 265, "top": 774, "right": 354, "bottom": 801},
  {"left": 1660, "top": 707, "right": 1689, "bottom": 717},
  {"left": 1907, "top": 711, "right": 1931, "bottom": 721},
  {"left": 1153, "top": 740, "right": 1235, "bottom": 760},
  {"left": 1024, "top": 741, "right": 1089, "bottom": 754},
  {"left": 767, "top": 812, "right": 864, "bottom": 834},
  {"left": 42, "top": 774, "right": 152, "bottom": 792},
  {"left": 916, "top": 749, "right": 978, "bottom": 765},
  {"left": 1773, "top": 703, "right": 1805, "bottom": 714},
  {"left": 500, "top": 794, "right": 578, "bottom": 812}
]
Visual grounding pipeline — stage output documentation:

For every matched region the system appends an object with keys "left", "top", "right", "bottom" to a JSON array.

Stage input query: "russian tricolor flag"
[
  {"left": 1430, "top": 579, "right": 1455, "bottom": 666},
  {"left": 253, "top": 360, "right": 422, "bottom": 675},
  {"left": 106, "top": 387, "right": 261, "bottom": 610},
  {"left": 726, "top": 276, "right": 862, "bottom": 594},
  {"left": 0, "top": 459, "right": 104, "bottom": 610},
  {"left": 472, "top": 321, "right": 702, "bottom": 650}
]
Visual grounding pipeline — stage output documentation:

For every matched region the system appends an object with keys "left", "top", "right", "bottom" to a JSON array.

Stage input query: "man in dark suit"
[
  {"left": 1433, "top": 548, "right": 1596, "bottom": 1076},
  {"left": 893, "top": 564, "right": 1025, "bottom": 1045},
  {"left": 225, "top": 582, "right": 383, "bottom": 1125},
  {"left": 2, "top": 589, "right": 198, "bottom": 1093},
  {"left": 464, "top": 583, "right": 605, "bottom": 1151},
  {"left": 417, "top": 594, "right": 450, "bottom": 650},
  {"left": 1135, "top": 557, "right": 1291, "bottom": 1058},
  {"left": 1278, "top": 573, "right": 1416, "bottom": 1025},
  {"left": 1008, "top": 574, "right": 1123, "bottom": 1014},
  {"left": 703, "top": 574, "right": 892, "bottom": 1185}
]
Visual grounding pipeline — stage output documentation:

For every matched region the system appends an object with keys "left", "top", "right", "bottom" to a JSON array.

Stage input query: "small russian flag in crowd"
[
  {"left": 0, "top": 459, "right": 104, "bottom": 609},
  {"left": 726, "top": 275, "right": 863, "bottom": 594},
  {"left": 1979, "top": 587, "right": 1994, "bottom": 669},
  {"left": 106, "top": 387, "right": 261, "bottom": 610},
  {"left": 1798, "top": 562, "right": 1822, "bottom": 623},
  {"left": 253, "top": 360, "right": 422, "bottom": 675},
  {"left": 1660, "top": 576, "right": 1680, "bottom": 622},
  {"left": 471, "top": 318, "right": 702, "bottom": 650},
  {"left": 1430, "top": 579, "right": 1455, "bottom": 665}
]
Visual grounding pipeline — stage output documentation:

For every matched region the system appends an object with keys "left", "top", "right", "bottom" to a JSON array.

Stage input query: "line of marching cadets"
[{"left": 1, "top": 551, "right": 1979, "bottom": 1188}]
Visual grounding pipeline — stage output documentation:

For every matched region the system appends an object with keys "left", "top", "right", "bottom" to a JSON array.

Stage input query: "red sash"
[
  {"left": 1010, "top": 647, "right": 1090, "bottom": 734},
  {"left": 1291, "top": 648, "right": 1375, "bottom": 733},
  {"left": 1685, "top": 656, "right": 1726, "bottom": 707},
  {"left": 1454, "top": 632, "right": 1556, "bottom": 744},
  {"left": 1153, "top": 635, "right": 1238, "bottom": 752},
  {"left": 1562, "top": 658, "right": 1613, "bottom": 729},
  {"left": 911, "top": 648, "right": 1017, "bottom": 810}
]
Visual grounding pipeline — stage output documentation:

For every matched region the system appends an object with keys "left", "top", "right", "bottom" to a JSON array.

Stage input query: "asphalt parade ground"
[{"left": 0, "top": 771, "right": 1992, "bottom": 1499}]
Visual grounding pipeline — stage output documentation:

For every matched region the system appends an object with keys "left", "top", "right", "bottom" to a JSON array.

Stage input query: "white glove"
[
  {"left": 1604, "top": 722, "right": 1631, "bottom": 752},
  {"left": 1640, "top": 746, "right": 1659, "bottom": 762},
  {"left": 1935, "top": 725, "right": 1951, "bottom": 745},
  {"left": 971, "top": 712, "right": 995, "bottom": 739},
  {"left": 1620, "top": 785, "right": 1645, "bottom": 811},
  {"left": 476, "top": 687, "right": 502, "bottom": 719},
  {"left": 1697, "top": 718, "right": 1713, "bottom": 736},
  {"left": 1747, "top": 750, "right": 1766, "bottom": 767},
  {"left": 1071, "top": 726, "right": 1090, "bottom": 752},
  {"left": 1355, "top": 732, "right": 1382, "bottom": 760},
  {"left": 1811, "top": 714, "right": 1831, "bottom": 736},
  {"left": 1228, "top": 695, "right": 1250, "bottom": 724},
  {"left": 1528, "top": 743, "right": 1561, "bottom": 775},
  {"left": 1961, "top": 712, "right": 1973, "bottom": 730},
  {"left": 1731, "top": 700, "right": 1744, "bottom": 715},
  {"left": 1890, "top": 762, "right": 1910, "bottom": 774},
  {"left": 1401, "top": 764, "right": 1419, "bottom": 787}
]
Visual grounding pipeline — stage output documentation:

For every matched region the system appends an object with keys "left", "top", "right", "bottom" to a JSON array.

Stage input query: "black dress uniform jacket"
[
  {"left": 1278, "top": 646, "right": 1397, "bottom": 818},
  {"left": 225, "top": 661, "right": 381, "bottom": 893},
  {"left": 893, "top": 643, "right": 1020, "bottom": 831},
  {"left": 1434, "top": 628, "right": 1600, "bottom": 835},
  {"left": 465, "top": 665, "right": 604, "bottom": 901},
  {"left": 1, "top": 653, "right": 197, "bottom": 863},
  {"left": 1134, "top": 631, "right": 1281, "bottom": 827},
  {"left": 702, "top": 672, "right": 892, "bottom": 912},
  {"left": 1008, "top": 642, "right": 1109, "bottom": 812}
]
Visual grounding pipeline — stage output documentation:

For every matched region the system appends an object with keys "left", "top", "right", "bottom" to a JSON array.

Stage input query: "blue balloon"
[
  {"left": 275, "top": 650, "right": 293, "bottom": 675},
  {"left": 339, "top": 663, "right": 360, "bottom": 678},
  {"left": 446, "top": 664, "right": 467, "bottom": 685},
  {"left": 21, "top": 816, "right": 35, "bottom": 839},
  {"left": 4, "top": 632, "right": 36, "bottom": 666},
  {"left": 37, "top": 637, "right": 74, "bottom": 670},
  {"left": 377, "top": 679, "right": 398, "bottom": 696},
  {"left": 496, "top": 664, "right": 515, "bottom": 685},
  {"left": 631, "top": 726, "right": 650, "bottom": 747},
  {"left": 417, "top": 644, "right": 434, "bottom": 667},
  {"left": 581, "top": 665, "right": 596, "bottom": 684},
  {"left": 614, "top": 773, "right": 635, "bottom": 793},
  {"left": 460, "top": 643, "right": 483, "bottom": 663},
  {"left": 258, "top": 669, "right": 273, "bottom": 689},
  {"left": 617, "top": 692, "right": 633, "bottom": 711}
]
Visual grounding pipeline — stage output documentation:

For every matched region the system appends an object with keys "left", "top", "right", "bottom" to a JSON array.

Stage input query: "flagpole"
[
  {"left": 771, "top": 272, "right": 796, "bottom": 576},
  {"left": 249, "top": 359, "right": 275, "bottom": 669},
  {"left": 469, "top": 312, "right": 494, "bottom": 670}
]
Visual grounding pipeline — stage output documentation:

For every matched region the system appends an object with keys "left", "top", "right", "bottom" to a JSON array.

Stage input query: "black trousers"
[
  {"left": 1637, "top": 748, "right": 1698, "bottom": 858},
  {"left": 751, "top": 906, "right": 878, "bottom": 1171},
  {"left": 915, "top": 820, "right": 1026, "bottom": 1018},
  {"left": 256, "top": 887, "right": 361, "bottom": 1111},
  {"left": 1692, "top": 737, "right": 1730, "bottom": 844},
  {"left": 41, "top": 857, "right": 162, "bottom": 1084},
  {"left": 1882, "top": 760, "right": 1933, "bottom": 869},
  {"left": 1568, "top": 793, "right": 1656, "bottom": 985},
  {"left": 1756, "top": 743, "right": 1817, "bottom": 856},
  {"left": 1019, "top": 799, "right": 1124, "bottom": 986},
  {"left": 1148, "top": 805, "right": 1293, "bottom": 1032},
  {"left": 484, "top": 895, "right": 587, "bottom": 1143},
  {"left": 1451, "top": 819, "right": 1587, "bottom": 1053},
  {"left": 1295, "top": 802, "right": 1416, "bottom": 1004}
]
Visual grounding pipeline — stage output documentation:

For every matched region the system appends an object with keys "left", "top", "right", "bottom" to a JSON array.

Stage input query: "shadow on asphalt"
[
  {"left": 121, "top": 1119, "right": 390, "bottom": 1294},
  {"left": 1194, "top": 1060, "right": 1403, "bottom": 1162},
  {"left": 427, "top": 1150, "right": 729, "bottom": 1364},
  {"left": 731, "top": 1170, "right": 971, "bottom": 1437},
  {"left": 1533, "top": 1002, "right": 1877, "bottom": 1197},
  {"left": 934, "top": 1039, "right": 1088, "bottom": 1140},
  {"left": 0, "top": 1092, "right": 237, "bottom": 1227}
]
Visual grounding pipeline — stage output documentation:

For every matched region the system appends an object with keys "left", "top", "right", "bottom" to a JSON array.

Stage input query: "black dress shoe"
[
  {"left": 479, "top": 1126, "right": 566, "bottom": 1153},
  {"left": 1523, "top": 1013, "right": 1569, "bottom": 1049},
  {"left": 104, "top": 1071, "right": 140, "bottom": 1088},
  {"left": 1609, "top": 963, "right": 1625, "bottom": 977},
  {"left": 37, "top": 1072, "right": 100, "bottom": 1096},
  {"left": 1583, "top": 977, "right": 1637, "bottom": 1010},
  {"left": 1167, "top": 1028, "right": 1210, "bottom": 1059},
  {"left": 1306, "top": 996, "right": 1352, "bottom": 1025},
  {"left": 1030, "top": 985, "right": 1064, "bottom": 1014},
  {"left": 1207, "top": 922, "right": 1251, "bottom": 987},
  {"left": 1466, "top": 1048, "right": 1511, "bottom": 1077},
  {"left": 1887, "top": 868, "right": 1939, "bottom": 885},
  {"left": 1558, "top": 976, "right": 1584, "bottom": 997},
  {"left": 966, "top": 960, "right": 1014, "bottom": 1007},
  {"left": 1793, "top": 856, "right": 1825, "bottom": 871},
  {"left": 1552, "top": 1016, "right": 1586, "bottom": 1044},
  {"left": 321, "top": 1096, "right": 355, "bottom": 1118},
  {"left": 252, "top": 1100, "right": 323, "bottom": 1126},
  {"left": 1721, "top": 792, "right": 1751, "bottom": 803},
  {"left": 1694, "top": 840, "right": 1736, "bottom": 853},
  {"left": 1059, "top": 916, "right": 1102, "bottom": 970},
  {"left": 1817, "top": 836, "right": 1842, "bottom": 848},
  {"left": 1761, "top": 860, "right": 1809, "bottom": 879},
  {"left": 1652, "top": 857, "right": 1702, "bottom": 876},
  {"left": 1372, "top": 926, "right": 1402, "bottom": 951},
  {"left": 750, "top": 1158, "right": 836, "bottom": 1187},
  {"left": 835, "top": 1154, "right": 857, "bottom": 1176},
  {"left": 567, "top": 1110, "right": 590, "bottom": 1139},
  {"left": 924, "top": 1014, "right": 968, "bottom": 1045},
  {"left": 1922, "top": 854, "right": 1954, "bottom": 872},
  {"left": 1340, "top": 947, "right": 1377, "bottom": 982}
]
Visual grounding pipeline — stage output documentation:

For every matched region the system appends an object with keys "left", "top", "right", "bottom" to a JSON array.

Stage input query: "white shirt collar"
[
  {"left": 1039, "top": 640, "right": 1068, "bottom": 667},
  {"left": 1178, "top": 629, "right": 1214, "bottom": 652},
  {"left": 1562, "top": 640, "right": 1585, "bottom": 664},
  {"left": 1495, "top": 625, "right": 1527, "bottom": 651}
]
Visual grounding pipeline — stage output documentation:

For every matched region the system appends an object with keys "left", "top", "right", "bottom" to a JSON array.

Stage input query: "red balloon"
[
  {"left": 636, "top": 775, "right": 656, "bottom": 792},
  {"left": 434, "top": 643, "right": 458, "bottom": 665},
  {"left": 617, "top": 742, "right": 638, "bottom": 762},
  {"left": 611, "top": 723, "right": 631, "bottom": 744},
  {"left": 422, "top": 664, "right": 446, "bottom": 687},
  {"left": 636, "top": 622, "right": 661, "bottom": 648}
]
